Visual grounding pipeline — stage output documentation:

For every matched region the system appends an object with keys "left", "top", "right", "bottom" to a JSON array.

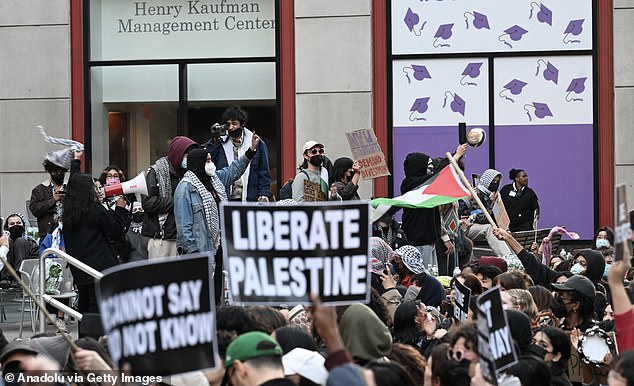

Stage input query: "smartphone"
[{"left": 459, "top": 122, "right": 467, "bottom": 145}]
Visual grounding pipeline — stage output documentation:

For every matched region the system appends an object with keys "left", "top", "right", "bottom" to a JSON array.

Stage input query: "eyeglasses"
[
  {"left": 106, "top": 173, "right": 120, "bottom": 179},
  {"left": 307, "top": 148, "right": 325, "bottom": 155}
]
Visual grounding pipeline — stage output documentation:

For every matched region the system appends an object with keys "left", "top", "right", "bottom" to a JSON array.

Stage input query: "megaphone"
[{"left": 104, "top": 172, "right": 148, "bottom": 197}]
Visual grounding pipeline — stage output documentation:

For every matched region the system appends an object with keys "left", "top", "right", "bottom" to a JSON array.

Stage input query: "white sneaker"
[{"left": 54, "top": 318, "right": 69, "bottom": 334}]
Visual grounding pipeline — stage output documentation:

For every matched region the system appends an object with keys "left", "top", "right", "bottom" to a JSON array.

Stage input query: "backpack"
[{"left": 279, "top": 170, "right": 309, "bottom": 200}]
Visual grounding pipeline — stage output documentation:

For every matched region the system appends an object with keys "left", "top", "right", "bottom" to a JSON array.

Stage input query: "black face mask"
[
  {"left": 599, "top": 319, "right": 615, "bottom": 332},
  {"left": 8, "top": 225, "right": 24, "bottom": 240},
  {"left": 51, "top": 173, "right": 65, "bottom": 185},
  {"left": 550, "top": 297, "right": 568, "bottom": 319},
  {"left": 309, "top": 155, "right": 324, "bottom": 167},
  {"left": 132, "top": 213, "right": 144, "bottom": 223},
  {"left": 447, "top": 358, "right": 472, "bottom": 386},
  {"left": 228, "top": 128, "right": 243, "bottom": 138},
  {"left": 526, "top": 343, "right": 548, "bottom": 360},
  {"left": 488, "top": 182, "right": 500, "bottom": 192}
]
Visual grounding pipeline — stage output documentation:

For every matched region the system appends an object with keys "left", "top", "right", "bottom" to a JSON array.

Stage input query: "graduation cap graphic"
[
  {"left": 535, "top": 59, "right": 559, "bottom": 85},
  {"left": 563, "top": 19, "right": 584, "bottom": 44},
  {"left": 402, "top": 64, "right": 432, "bottom": 84},
  {"left": 499, "top": 25, "right": 528, "bottom": 48},
  {"left": 499, "top": 79, "right": 528, "bottom": 103},
  {"left": 464, "top": 11, "right": 490, "bottom": 30},
  {"left": 442, "top": 91, "right": 466, "bottom": 116},
  {"left": 529, "top": 2, "right": 553, "bottom": 26},
  {"left": 460, "top": 62, "right": 483, "bottom": 86},
  {"left": 409, "top": 97, "right": 430, "bottom": 121},
  {"left": 565, "top": 77, "right": 587, "bottom": 102},
  {"left": 433, "top": 23, "right": 454, "bottom": 48},
  {"left": 404, "top": 7, "right": 427, "bottom": 36},
  {"left": 524, "top": 102, "right": 553, "bottom": 121}
]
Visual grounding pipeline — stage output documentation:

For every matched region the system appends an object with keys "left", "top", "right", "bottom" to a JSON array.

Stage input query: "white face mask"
[
  {"left": 205, "top": 162, "right": 216, "bottom": 176},
  {"left": 596, "top": 239, "right": 610, "bottom": 248},
  {"left": 181, "top": 157, "right": 187, "bottom": 169},
  {"left": 571, "top": 263, "right": 584, "bottom": 275}
]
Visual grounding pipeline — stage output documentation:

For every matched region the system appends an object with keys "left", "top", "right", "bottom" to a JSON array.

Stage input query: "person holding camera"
[
  {"left": 205, "top": 105, "right": 272, "bottom": 202},
  {"left": 29, "top": 156, "right": 70, "bottom": 243}
]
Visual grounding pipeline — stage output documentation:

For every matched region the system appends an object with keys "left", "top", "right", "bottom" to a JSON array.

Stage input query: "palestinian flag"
[{"left": 371, "top": 165, "right": 470, "bottom": 209}]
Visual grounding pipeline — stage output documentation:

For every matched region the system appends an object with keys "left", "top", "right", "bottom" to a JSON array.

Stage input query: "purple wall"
[
  {"left": 392, "top": 124, "right": 595, "bottom": 238},
  {"left": 495, "top": 124, "right": 594, "bottom": 239}
]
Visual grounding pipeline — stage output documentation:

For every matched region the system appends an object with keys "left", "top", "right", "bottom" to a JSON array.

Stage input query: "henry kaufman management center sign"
[
  {"left": 221, "top": 202, "right": 371, "bottom": 305},
  {"left": 93, "top": 0, "right": 275, "bottom": 60}
]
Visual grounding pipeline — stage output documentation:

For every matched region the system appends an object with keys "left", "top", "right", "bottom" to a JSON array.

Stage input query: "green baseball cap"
[{"left": 224, "top": 331, "right": 283, "bottom": 368}]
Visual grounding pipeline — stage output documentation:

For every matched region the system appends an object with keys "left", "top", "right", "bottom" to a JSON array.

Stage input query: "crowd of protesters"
[{"left": 0, "top": 105, "right": 632, "bottom": 386}]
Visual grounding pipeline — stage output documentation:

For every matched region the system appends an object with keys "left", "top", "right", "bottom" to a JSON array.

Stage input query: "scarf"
[
  {"left": 38, "top": 125, "right": 84, "bottom": 170},
  {"left": 151, "top": 157, "right": 172, "bottom": 235},
  {"left": 182, "top": 171, "right": 228, "bottom": 249},
  {"left": 541, "top": 226, "right": 580, "bottom": 266}
]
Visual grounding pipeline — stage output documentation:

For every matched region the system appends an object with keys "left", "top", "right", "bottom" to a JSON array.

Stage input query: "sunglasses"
[
  {"left": 307, "top": 148, "right": 325, "bottom": 155},
  {"left": 447, "top": 347, "right": 477, "bottom": 362}
]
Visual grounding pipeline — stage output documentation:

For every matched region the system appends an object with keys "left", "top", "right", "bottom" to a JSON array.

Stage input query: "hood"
[
  {"left": 415, "top": 274, "right": 445, "bottom": 308},
  {"left": 401, "top": 152, "right": 432, "bottom": 193},
  {"left": 167, "top": 136, "right": 198, "bottom": 176},
  {"left": 339, "top": 304, "right": 392, "bottom": 362},
  {"left": 505, "top": 309, "right": 533, "bottom": 354},
  {"left": 477, "top": 169, "right": 502, "bottom": 195},
  {"left": 4, "top": 213, "right": 29, "bottom": 230},
  {"left": 577, "top": 249, "right": 605, "bottom": 285}
]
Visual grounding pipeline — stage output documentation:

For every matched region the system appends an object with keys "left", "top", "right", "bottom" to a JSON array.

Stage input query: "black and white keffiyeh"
[
  {"left": 182, "top": 171, "right": 227, "bottom": 249},
  {"left": 150, "top": 157, "right": 172, "bottom": 234},
  {"left": 38, "top": 126, "right": 84, "bottom": 170}
]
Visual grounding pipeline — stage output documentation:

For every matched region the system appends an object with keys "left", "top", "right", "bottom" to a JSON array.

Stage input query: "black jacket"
[
  {"left": 500, "top": 183, "right": 539, "bottom": 232},
  {"left": 400, "top": 153, "right": 441, "bottom": 246},
  {"left": 141, "top": 163, "right": 180, "bottom": 240},
  {"left": 63, "top": 204, "right": 128, "bottom": 285}
]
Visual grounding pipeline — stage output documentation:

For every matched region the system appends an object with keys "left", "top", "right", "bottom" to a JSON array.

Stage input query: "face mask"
[
  {"left": 132, "top": 213, "right": 144, "bottom": 223},
  {"left": 596, "top": 239, "right": 610, "bottom": 248},
  {"left": 181, "top": 158, "right": 187, "bottom": 169},
  {"left": 599, "top": 319, "right": 615, "bottom": 332},
  {"left": 570, "top": 263, "right": 584, "bottom": 275},
  {"left": 603, "top": 264, "right": 611, "bottom": 278},
  {"left": 526, "top": 344, "right": 548, "bottom": 360},
  {"left": 550, "top": 297, "right": 568, "bottom": 319},
  {"left": 228, "top": 128, "right": 243, "bottom": 138},
  {"left": 309, "top": 155, "right": 324, "bottom": 167},
  {"left": 51, "top": 173, "right": 65, "bottom": 185},
  {"left": 447, "top": 358, "right": 471, "bottom": 385},
  {"left": 205, "top": 162, "right": 216, "bottom": 176},
  {"left": 8, "top": 225, "right": 24, "bottom": 240},
  {"left": 105, "top": 177, "right": 120, "bottom": 186},
  {"left": 488, "top": 182, "right": 500, "bottom": 192}
]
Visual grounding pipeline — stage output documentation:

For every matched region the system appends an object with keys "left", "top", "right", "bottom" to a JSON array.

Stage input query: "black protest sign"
[
  {"left": 220, "top": 201, "right": 371, "bottom": 305},
  {"left": 453, "top": 278, "right": 471, "bottom": 322},
  {"left": 476, "top": 313, "right": 498, "bottom": 386},
  {"left": 97, "top": 254, "right": 217, "bottom": 376},
  {"left": 615, "top": 185, "right": 631, "bottom": 261},
  {"left": 477, "top": 286, "right": 518, "bottom": 372}
]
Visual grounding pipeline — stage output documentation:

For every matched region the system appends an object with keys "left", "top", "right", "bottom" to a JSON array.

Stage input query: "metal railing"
[{"left": 38, "top": 248, "right": 103, "bottom": 333}]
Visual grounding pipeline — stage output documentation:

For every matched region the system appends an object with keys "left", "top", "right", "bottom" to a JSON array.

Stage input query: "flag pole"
[{"left": 445, "top": 152, "right": 497, "bottom": 228}]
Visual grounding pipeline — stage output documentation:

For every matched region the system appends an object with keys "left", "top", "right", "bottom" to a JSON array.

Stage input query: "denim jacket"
[{"left": 174, "top": 155, "right": 251, "bottom": 256}]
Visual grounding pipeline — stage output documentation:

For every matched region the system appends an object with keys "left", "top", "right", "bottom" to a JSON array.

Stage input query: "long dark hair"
[
  {"left": 63, "top": 174, "right": 97, "bottom": 230},
  {"left": 331, "top": 157, "right": 354, "bottom": 184},
  {"left": 186, "top": 149, "right": 213, "bottom": 192},
  {"left": 393, "top": 301, "right": 423, "bottom": 347}
]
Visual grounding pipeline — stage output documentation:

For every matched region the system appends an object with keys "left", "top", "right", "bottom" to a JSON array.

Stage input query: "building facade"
[{"left": 0, "top": 0, "right": 624, "bottom": 239}]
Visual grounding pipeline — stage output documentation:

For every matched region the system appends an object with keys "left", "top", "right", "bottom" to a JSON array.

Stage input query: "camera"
[{"left": 209, "top": 123, "right": 228, "bottom": 145}]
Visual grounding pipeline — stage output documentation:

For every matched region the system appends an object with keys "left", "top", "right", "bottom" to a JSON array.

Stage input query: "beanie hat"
[{"left": 479, "top": 256, "right": 508, "bottom": 272}]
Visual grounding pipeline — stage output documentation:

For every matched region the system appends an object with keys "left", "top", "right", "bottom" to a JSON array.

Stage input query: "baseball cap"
[
  {"left": 282, "top": 348, "right": 328, "bottom": 385},
  {"left": 551, "top": 274, "right": 595, "bottom": 299},
  {"left": 224, "top": 331, "right": 283, "bottom": 368},
  {"left": 0, "top": 341, "right": 38, "bottom": 364},
  {"left": 222, "top": 332, "right": 284, "bottom": 386},
  {"left": 302, "top": 140, "right": 324, "bottom": 153}
]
